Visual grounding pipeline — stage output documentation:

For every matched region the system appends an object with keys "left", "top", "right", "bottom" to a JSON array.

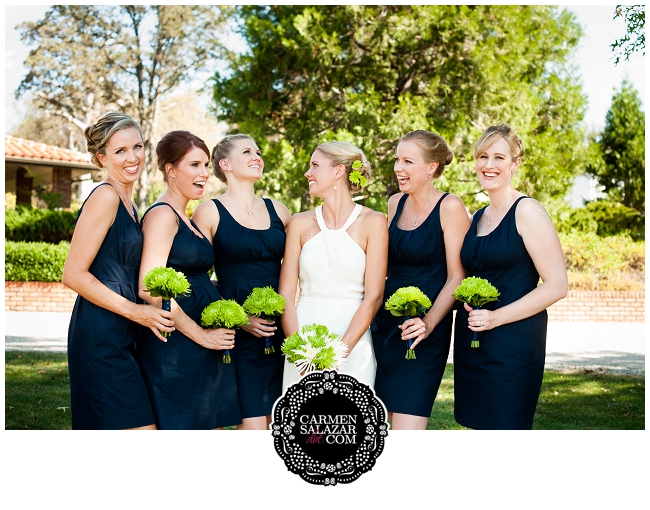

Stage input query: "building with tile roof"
[{"left": 5, "top": 135, "right": 99, "bottom": 208}]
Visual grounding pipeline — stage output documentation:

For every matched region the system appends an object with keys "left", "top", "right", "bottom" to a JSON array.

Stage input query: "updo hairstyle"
[
  {"left": 314, "top": 140, "right": 371, "bottom": 193},
  {"left": 84, "top": 112, "right": 143, "bottom": 169},
  {"left": 399, "top": 130, "right": 454, "bottom": 179},
  {"left": 473, "top": 124, "right": 524, "bottom": 161},
  {"left": 211, "top": 134, "right": 257, "bottom": 184},
  {"left": 155, "top": 131, "right": 210, "bottom": 183}
]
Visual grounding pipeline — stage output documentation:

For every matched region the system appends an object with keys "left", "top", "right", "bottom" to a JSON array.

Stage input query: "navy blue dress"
[
  {"left": 454, "top": 196, "right": 547, "bottom": 430},
  {"left": 212, "top": 198, "right": 286, "bottom": 418},
  {"left": 139, "top": 203, "right": 241, "bottom": 429},
  {"left": 67, "top": 183, "right": 155, "bottom": 430},
  {"left": 371, "top": 193, "right": 453, "bottom": 417}
]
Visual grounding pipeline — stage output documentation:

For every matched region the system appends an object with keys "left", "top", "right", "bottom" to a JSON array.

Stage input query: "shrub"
[
  {"left": 5, "top": 241, "right": 69, "bottom": 282},
  {"left": 5, "top": 207, "right": 76, "bottom": 243},
  {"left": 557, "top": 200, "right": 644, "bottom": 241}
]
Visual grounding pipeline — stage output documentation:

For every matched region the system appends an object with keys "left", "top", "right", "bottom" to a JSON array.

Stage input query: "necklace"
[
  {"left": 226, "top": 192, "right": 256, "bottom": 216},
  {"left": 409, "top": 194, "right": 434, "bottom": 227},
  {"left": 486, "top": 198, "right": 513, "bottom": 228},
  {"left": 166, "top": 194, "right": 200, "bottom": 236},
  {"left": 106, "top": 179, "right": 135, "bottom": 219}
]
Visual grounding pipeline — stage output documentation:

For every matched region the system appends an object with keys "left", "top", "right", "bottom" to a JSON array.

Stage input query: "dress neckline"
[
  {"left": 394, "top": 192, "right": 448, "bottom": 232},
  {"left": 97, "top": 182, "right": 140, "bottom": 226},
  {"left": 144, "top": 202, "right": 206, "bottom": 240},
  {"left": 214, "top": 197, "right": 274, "bottom": 232},
  {"left": 315, "top": 204, "right": 362, "bottom": 232},
  {"left": 474, "top": 196, "right": 528, "bottom": 238}
]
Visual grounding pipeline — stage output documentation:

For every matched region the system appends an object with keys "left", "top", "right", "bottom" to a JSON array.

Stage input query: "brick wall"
[
  {"left": 5, "top": 281, "right": 77, "bottom": 312},
  {"left": 4, "top": 283, "right": 646, "bottom": 322}
]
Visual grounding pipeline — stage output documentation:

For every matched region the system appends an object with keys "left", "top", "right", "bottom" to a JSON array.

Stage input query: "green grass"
[{"left": 5, "top": 353, "right": 645, "bottom": 430}]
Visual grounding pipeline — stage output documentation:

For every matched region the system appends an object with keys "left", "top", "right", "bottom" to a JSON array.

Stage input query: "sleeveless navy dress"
[
  {"left": 138, "top": 203, "right": 241, "bottom": 429},
  {"left": 371, "top": 193, "right": 453, "bottom": 417},
  {"left": 212, "top": 198, "right": 286, "bottom": 418},
  {"left": 454, "top": 196, "right": 547, "bottom": 430},
  {"left": 67, "top": 183, "right": 155, "bottom": 429}
]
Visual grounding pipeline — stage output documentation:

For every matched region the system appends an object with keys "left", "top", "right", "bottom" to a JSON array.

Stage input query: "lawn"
[{"left": 5, "top": 351, "right": 645, "bottom": 430}]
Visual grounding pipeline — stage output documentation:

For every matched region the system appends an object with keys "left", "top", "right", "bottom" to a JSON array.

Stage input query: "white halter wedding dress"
[{"left": 281, "top": 204, "right": 376, "bottom": 391}]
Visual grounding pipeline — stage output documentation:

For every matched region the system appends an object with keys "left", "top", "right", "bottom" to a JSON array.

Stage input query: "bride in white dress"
[{"left": 279, "top": 141, "right": 388, "bottom": 391}]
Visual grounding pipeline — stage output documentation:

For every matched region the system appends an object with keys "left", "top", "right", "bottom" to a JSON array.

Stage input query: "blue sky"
[{"left": 4, "top": 4, "right": 646, "bottom": 134}]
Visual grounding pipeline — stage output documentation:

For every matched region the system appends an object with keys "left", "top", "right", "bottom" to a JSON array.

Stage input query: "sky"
[{"left": 3, "top": 4, "right": 646, "bottom": 134}]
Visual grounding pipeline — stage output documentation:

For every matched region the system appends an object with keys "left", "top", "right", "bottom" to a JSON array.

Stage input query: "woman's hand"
[
  {"left": 131, "top": 304, "right": 175, "bottom": 342},
  {"left": 464, "top": 302, "right": 498, "bottom": 331},
  {"left": 194, "top": 328, "right": 236, "bottom": 351},
  {"left": 398, "top": 317, "right": 433, "bottom": 348},
  {"left": 241, "top": 315, "right": 277, "bottom": 338}
]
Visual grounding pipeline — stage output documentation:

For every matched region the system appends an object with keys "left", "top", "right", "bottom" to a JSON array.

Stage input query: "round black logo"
[{"left": 271, "top": 371, "right": 388, "bottom": 486}]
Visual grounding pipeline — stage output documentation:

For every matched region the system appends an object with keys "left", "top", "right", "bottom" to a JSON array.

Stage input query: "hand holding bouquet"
[
  {"left": 242, "top": 286, "right": 286, "bottom": 354},
  {"left": 384, "top": 286, "right": 432, "bottom": 359},
  {"left": 281, "top": 324, "right": 348, "bottom": 375},
  {"left": 142, "top": 266, "right": 191, "bottom": 338},
  {"left": 452, "top": 277, "right": 500, "bottom": 348},
  {"left": 201, "top": 299, "right": 250, "bottom": 363}
]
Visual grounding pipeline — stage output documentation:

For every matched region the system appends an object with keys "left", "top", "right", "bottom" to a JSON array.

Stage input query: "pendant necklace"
[
  {"left": 107, "top": 178, "right": 135, "bottom": 221},
  {"left": 410, "top": 194, "right": 434, "bottom": 227},
  {"left": 227, "top": 192, "right": 256, "bottom": 216},
  {"left": 486, "top": 196, "right": 514, "bottom": 228},
  {"left": 166, "top": 194, "right": 200, "bottom": 235}
]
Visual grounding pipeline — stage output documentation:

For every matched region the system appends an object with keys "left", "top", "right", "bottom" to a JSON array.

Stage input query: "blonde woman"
[
  {"left": 371, "top": 130, "right": 470, "bottom": 430},
  {"left": 62, "top": 112, "right": 173, "bottom": 430},
  {"left": 279, "top": 141, "right": 388, "bottom": 390},
  {"left": 454, "top": 124, "right": 567, "bottom": 430},
  {"left": 192, "top": 134, "right": 292, "bottom": 430}
]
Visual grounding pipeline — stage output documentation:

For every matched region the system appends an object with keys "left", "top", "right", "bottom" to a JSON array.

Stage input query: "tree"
[
  {"left": 214, "top": 5, "right": 588, "bottom": 213},
  {"left": 589, "top": 80, "right": 645, "bottom": 212},
  {"left": 611, "top": 5, "right": 645, "bottom": 65},
  {"left": 16, "top": 5, "right": 230, "bottom": 209}
]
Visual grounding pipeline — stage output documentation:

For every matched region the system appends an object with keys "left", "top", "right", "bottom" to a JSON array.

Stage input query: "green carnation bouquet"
[
  {"left": 452, "top": 276, "right": 500, "bottom": 348},
  {"left": 142, "top": 266, "right": 192, "bottom": 338},
  {"left": 281, "top": 323, "right": 348, "bottom": 374},
  {"left": 201, "top": 299, "right": 250, "bottom": 363},
  {"left": 242, "top": 286, "right": 286, "bottom": 354},
  {"left": 384, "top": 286, "right": 432, "bottom": 359}
]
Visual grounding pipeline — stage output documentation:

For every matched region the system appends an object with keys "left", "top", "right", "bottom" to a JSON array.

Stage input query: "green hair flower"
[
  {"left": 348, "top": 169, "right": 367, "bottom": 188},
  {"left": 452, "top": 277, "right": 500, "bottom": 308},
  {"left": 351, "top": 160, "right": 362, "bottom": 170},
  {"left": 142, "top": 266, "right": 191, "bottom": 300},
  {"left": 242, "top": 286, "right": 286, "bottom": 320},
  {"left": 384, "top": 286, "right": 432, "bottom": 318},
  {"left": 201, "top": 299, "right": 250, "bottom": 329}
]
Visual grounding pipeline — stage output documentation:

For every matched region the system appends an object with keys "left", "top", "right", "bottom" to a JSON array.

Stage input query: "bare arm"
[
  {"left": 138, "top": 204, "right": 234, "bottom": 349},
  {"left": 278, "top": 214, "right": 305, "bottom": 338},
  {"left": 62, "top": 186, "right": 174, "bottom": 341},
  {"left": 340, "top": 211, "right": 388, "bottom": 354},
  {"left": 467, "top": 198, "right": 568, "bottom": 331},
  {"left": 190, "top": 199, "right": 220, "bottom": 246},
  {"left": 401, "top": 195, "right": 470, "bottom": 347},
  {"left": 271, "top": 199, "right": 293, "bottom": 227}
]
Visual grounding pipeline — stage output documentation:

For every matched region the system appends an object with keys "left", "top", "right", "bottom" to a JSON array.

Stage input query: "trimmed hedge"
[
  {"left": 5, "top": 241, "right": 70, "bottom": 282},
  {"left": 5, "top": 207, "right": 76, "bottom": 243}
]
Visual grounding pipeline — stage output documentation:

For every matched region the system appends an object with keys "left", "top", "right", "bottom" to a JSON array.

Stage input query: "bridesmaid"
[
  {"left": 371, "top": 130, "right": 470, "bottom": 430},
  {"left": 138, "top": 130, "right": 241, "bottom": 430},
  {"left": 454, "top": 124, "right": 567, "bottom": 430},
  {"left": 192, "top": 134, "right": 291, "bottom": 430},
  {"left": 62, "top": 112, "right": 173, "bottom": 430}
]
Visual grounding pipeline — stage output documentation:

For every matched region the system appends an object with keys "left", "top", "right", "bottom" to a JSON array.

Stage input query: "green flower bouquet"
[
  {"left": 242, "top": 286, "right": 286, "bottom": 354},
  {"left": 201, "top": 299, "right": 250, "bottom": 363},
  {"left": 452, "top": 276, "right": 500, "bottom": 348},
  {"left": 142, "top": 266, "right": 191, "bottom": 338},
  {"left": 281, "top": 323, "right": 348, "bottom": 374},
  {"left": 384, "top": 286, "right": 432, "bottom": 360}
]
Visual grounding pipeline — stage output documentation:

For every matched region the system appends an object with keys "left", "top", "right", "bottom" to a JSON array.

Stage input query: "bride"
[{"left": 279, "top": 141, "right": 388, "bottom": 390}]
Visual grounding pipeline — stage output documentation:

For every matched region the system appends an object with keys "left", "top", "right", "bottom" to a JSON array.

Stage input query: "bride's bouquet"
[
  {"left": 452, "top": 277, "right": 500, "bottom": 348},
  {"left": 242, "top": 286, "right": 286, "bottom": 354},
  {"left": 384, "top": 286, "right": 432, "bottom": 360},
  {"left": 281, "top": 324, "right": 348, "bottom": 374},
  {"left": 142, "top": 266, "right": 191, "bottom": 338},
  {"left": 201, "top": 299, "right": 250, "bottom": 363}
]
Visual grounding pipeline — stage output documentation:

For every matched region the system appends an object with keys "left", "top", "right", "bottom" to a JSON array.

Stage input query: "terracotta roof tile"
[{"left": 5, "top": 135, "right": 92, "bottom": 165}]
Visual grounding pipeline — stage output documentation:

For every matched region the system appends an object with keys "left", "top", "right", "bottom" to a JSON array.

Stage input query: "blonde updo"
[
  {"left": 211, "top": 134, "right": 257, "bottom": 184},
  {"left": 399, "top": 130, "right": 453, "bottom": 178},
  {"left": 84, "top": 112, "right": 143, "bottom": 169},
  {"left": 473, "top": 124, "right": 524, "bottom": 161},
  {"left": 314, "top": 141, "right": 371, "bottom": 193}
]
